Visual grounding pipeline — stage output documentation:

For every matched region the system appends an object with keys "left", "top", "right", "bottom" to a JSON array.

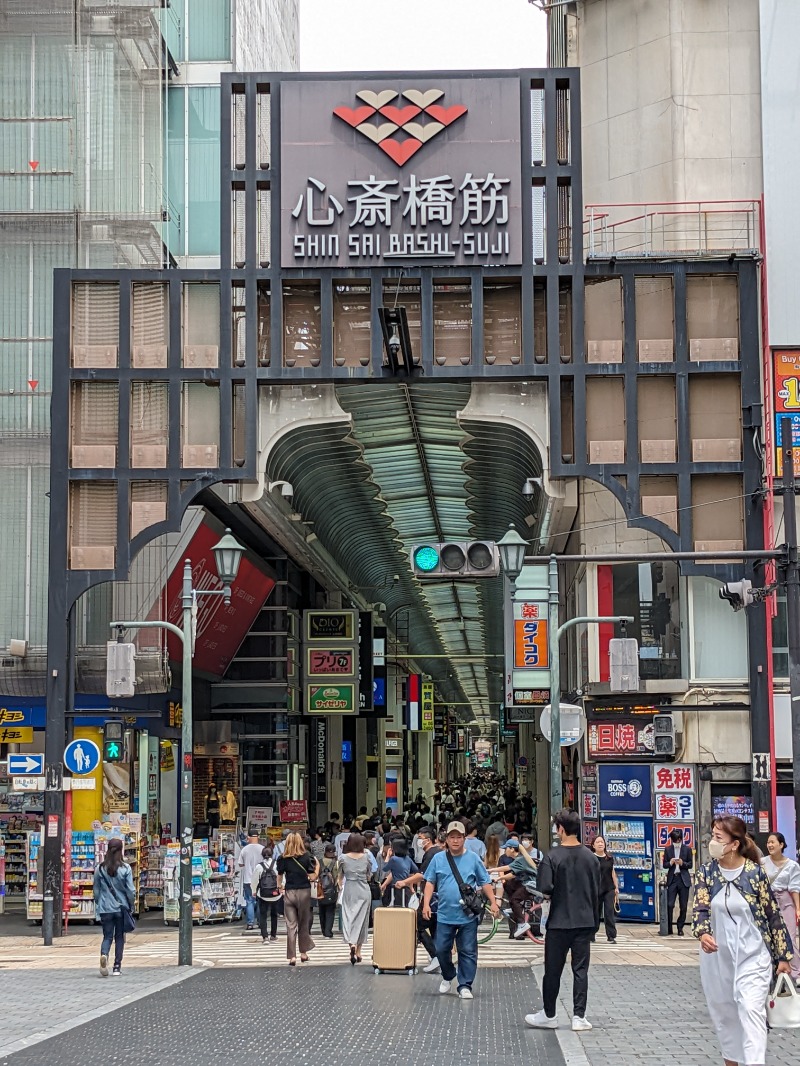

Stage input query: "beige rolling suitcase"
[{"left": 372, "top": 895, "right": 418, "bottom": 975}]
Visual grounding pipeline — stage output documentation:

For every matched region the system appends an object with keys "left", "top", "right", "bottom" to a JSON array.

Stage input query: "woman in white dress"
[
  {"left": 693, "top": 816, "right": 793, "bottom": 1066},
  {"left": 762, "top": 832, "right": 800, "bottom": 985}
]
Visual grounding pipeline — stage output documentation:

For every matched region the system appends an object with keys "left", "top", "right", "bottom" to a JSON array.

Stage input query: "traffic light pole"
[{"left": 779, "top": 417, "right": 800, "bottom": 857}]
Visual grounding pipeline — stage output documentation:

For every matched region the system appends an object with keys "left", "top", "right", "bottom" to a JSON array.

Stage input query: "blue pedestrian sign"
[
  {"left": 7, "top": 753, "right": 44, "bottom": 775},
  {"left": 64, "top": 738, "right": 101, "bottom": 776}
]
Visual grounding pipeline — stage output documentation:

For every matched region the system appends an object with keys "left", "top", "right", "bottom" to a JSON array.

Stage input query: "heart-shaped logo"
[
  {"left": 402, "top": 89, "right": 444, "bottom": 108},
  {"left": 333, "top": 104, "right": 376, "bottom": 128},
  {"left": 379, "top": 104, "right": 421, "bottom": 126},
  {"left": 424, "top": 104, "right": 468, "bottom": 127},
  {"left": 379, "top": 137, "right": 423, "bottom": 166},
  {"left": 333, "top": 90, "right": 467, "bottom": 165},
  {"left": 356, "top": 122, "right": 399, "bottom": 144},
  {"left": 402, "top": 121, "right": 444, "bottom": 143},
  {"left": 356, "top": 89, "right": 398, "bottom": 108}
]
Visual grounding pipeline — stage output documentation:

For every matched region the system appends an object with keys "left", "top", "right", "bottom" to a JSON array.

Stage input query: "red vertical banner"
[
  {"left": 62, "top": 791, "right": 72, "bottom": 925},
  {"left": 597, "top": 565, "right": 614, "bottom": 682}
]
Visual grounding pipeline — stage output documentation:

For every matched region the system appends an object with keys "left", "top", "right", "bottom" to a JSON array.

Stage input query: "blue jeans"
[
  {"left": 435, "top": 918, "right": 479, "bottom": 990},
  {"left": 100, "top": 911, "right": 126, "bottom": 968},
  {"left": 243, "top": 884, "right": 256, "bottom": 926}
]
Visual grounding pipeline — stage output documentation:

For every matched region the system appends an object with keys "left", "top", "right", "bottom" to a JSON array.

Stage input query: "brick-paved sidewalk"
[{"left": 554, "top": 965, "right": 798, "bottom": 1066}]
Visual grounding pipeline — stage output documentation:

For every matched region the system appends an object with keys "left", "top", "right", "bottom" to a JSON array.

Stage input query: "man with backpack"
[
  {"left": 250, "top": 843, "right": 281, "bottom": 943},
  {"left": 316, "top": 843, "right": 339, "bottom": 938}
]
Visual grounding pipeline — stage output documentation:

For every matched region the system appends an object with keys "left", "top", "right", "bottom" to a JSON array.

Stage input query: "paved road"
[{"left": 0, "top": 967, "right": 564, "bottom": 1066}]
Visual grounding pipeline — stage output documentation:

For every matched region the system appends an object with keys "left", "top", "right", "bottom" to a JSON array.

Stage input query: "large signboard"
[
  {"left": 587, "top": 719, "right": 656, "bottom": 759},
  {"left": 773, "top": 350, "right": 800, "bottom": 475},
  {"left": 281, "top": 77, "right": 522, "bottom": 268},
  {"left": 598, "top": 763, "right": 652, "bottom": 813}
]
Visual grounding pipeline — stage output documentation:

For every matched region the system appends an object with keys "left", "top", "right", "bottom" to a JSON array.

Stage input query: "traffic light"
[
  {"left": 653, "top": 713, "right": 675, "bottom": 756},
  {"left": 609, "top": 637, "right": 639, "bottom": 693},
  {"left": 103, "top": 721, "right": 124, "bottom": 763},
  {"left": 106, "top": 640, "right": 136, "bottom": 697},
  {"left": 719, "top": 579, "right": 754, "bottom": 611},
  {"left": 410, "top": 541, "right": 500, "bottom": 580}
]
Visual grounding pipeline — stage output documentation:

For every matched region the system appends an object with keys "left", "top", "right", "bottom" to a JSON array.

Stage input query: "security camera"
[
  {"left": 388, "top": 330, "right": 401, "bottom": 359},
  {"left": 392, "top": 574, "right": 400, "bottom": 583},
  {"left": 522, "top": 476, "right": 542, "bottom": 497},
  {"left": 279, "top": 482, "right": 294, "bottom": 500}
]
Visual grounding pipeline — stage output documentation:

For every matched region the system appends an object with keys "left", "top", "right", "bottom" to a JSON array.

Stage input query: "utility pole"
[{"left": 780, "top": 417, "right": 800, "bottom": 856}]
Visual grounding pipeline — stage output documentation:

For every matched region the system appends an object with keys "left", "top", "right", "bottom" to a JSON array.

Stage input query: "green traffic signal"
[
  {"left": 413, "top": 545, "right": 440, "bottom": 572},
  {"left": 105, "top": 740, "right": 121, "bottom": 761}
]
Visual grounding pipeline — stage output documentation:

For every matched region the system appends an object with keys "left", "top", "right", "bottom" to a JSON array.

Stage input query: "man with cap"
[{"left": 422, "top": 820, "right": 500, "bottom": 1000}]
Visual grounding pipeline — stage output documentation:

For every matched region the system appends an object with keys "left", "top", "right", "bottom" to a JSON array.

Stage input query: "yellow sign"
[
  {"left": 168, "top": 702, "right": 183, "bottom": 728},
  {"left": 0, "top": 709, "right": 24, "bottom": 724},
  {"left": 160, "top": 741, "right": 175, "bottom": 772},
  {"left": 421, "top": 682, "right": 435, "bottom": 732},
  {"left": 0, "top": 726, "right": 33, "bottom": 743}
]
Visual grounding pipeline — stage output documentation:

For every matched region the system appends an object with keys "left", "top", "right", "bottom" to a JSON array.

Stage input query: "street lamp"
[
  {"left": 498, "top": 526, "right": 528, "bottom": 583},
  {"left": 109, "top": 526, "right": 246, "bottom": 967}
]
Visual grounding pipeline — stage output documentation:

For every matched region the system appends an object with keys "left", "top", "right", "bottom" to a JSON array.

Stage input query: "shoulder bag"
[
  {"left": 445, "top": 851, "right": 486, "bottom": 920},
  {"left": 99, "top": 865, "right": 136, "bottom": 933}
]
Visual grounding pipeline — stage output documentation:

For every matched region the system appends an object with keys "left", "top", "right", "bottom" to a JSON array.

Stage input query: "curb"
[
  {"left": 0, "top": 966, "right": 200, "bottom": 1061},
  {"left": 530, "top": 969, "right": 593, "bottom": 1066}
]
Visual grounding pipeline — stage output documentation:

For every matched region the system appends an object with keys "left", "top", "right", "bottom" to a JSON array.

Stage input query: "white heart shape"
[
  {"left": 356, "top": 122, "right": 398, "bottom": 143},
  {"left": 356, "top": 89, "right": 398, "bottom": 108},
  {"left": 402, "top": 89, "right": 444, "bottom": 108},
  {"left": 402, "top": 121, "right": 444, "bottom": 143}
]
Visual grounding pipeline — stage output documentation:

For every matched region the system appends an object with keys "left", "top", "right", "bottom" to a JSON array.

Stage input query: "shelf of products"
[
  {"left": 163, "top": 841, "right": 235, "bottom": 923},
  {"left": 63, "top": 831, "right": 96, "bottom": 921},
  {"left": 0, "top": 836, "right": 5, "bottom": 915},
  {"left": 141, "top": 842, "right": 166, "bottom": 910},
  {"left": 0, "top": 817, "right": 40, "bottom": 908},
  {"left": 26, "top": 832, "right": 41, "bottom": 920}
]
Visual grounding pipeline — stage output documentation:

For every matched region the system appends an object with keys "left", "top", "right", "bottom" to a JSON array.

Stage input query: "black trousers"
[
  {"left": 667, "top": 879, "right": 689, "bottom": 933},
  {"left": 417, "top": 909, "right": 437, "bottom": 957},
  {"left": 542, "top": 926, "right": 594, "bottom": 1019},
  {"left": 258, "top": 898, "right": 279, "bottom": 939},
  {"left": 597, "top": 888, "right": 617, "bottom": 940},
  {"left": 318, "top": 901, "right": 337, "bottom": 938}
]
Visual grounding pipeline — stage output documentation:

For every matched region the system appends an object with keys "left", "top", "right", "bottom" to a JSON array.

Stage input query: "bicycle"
[{"left": 478, "top": 897, "right": 545, "bottom": 945}]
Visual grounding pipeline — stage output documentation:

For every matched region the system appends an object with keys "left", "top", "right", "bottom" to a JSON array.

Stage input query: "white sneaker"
[
  {"left": 513, "top": 921, "right": 531, "bottom": 938},
  {"left": 423, "top": 957, "right": 441, "bottom": 973},
  {"left": 438, "top": 978, "right": 454, "bottom": 995},
  {"left": 572, "top": 1016, "right": 593, "bottom": 1031},
  {"left": 458, "top": 987, "right": 474, "bottom": 1000},
  {"left": 525, "top": 1009, "right": 558, "bottom": 1029},
  {"left": 99, "top": 954, "right": 108, "bottom": 978}
]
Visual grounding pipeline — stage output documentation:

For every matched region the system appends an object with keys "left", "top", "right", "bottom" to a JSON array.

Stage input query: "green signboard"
[{"left": 305, "top": 683, "right": 357, "bottom": 714}]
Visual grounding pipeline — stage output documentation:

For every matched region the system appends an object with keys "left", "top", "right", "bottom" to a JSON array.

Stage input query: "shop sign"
[
  {"left": 167, "top": 702, "right": 183, "bottom": 728},
  {"left": 0, "top": 726, "right": 33, "bottom": 743},
  {"left": 192, "top": 742, "right": 239, "bottom": 756},
  {"left": 773, "top": 350, "right": 800, "bottom": 475},
  {"left": 421, "top": 682, "right": 434, "bottom": 732},
  {"left": 307, "top": 648, "right": 355, "bottom": 676},
  {"left": 582, "top": 820, "right": 599, "bottom": 846},
  {"left": 583, "top": 793, "right": 598, "bottom": 818},
  {"left": 280, "top": 800, "right": 308, "bottom": 824},
  {"left": 654, "top": 764, "right": 694, "bottom": 792},
  {"left": 358, "top": 612, "right": 374, "bottom": 714},
  {"left": 581, "top": 764, "right": 598, "bottom": 792},
  {"left": 434, "top": 704, "right": 447, "bottom": 743},
  {"left": 245, "top": 807, "right": 274, "bottom": 835},
  {"left": 281, "top": 76, "right": 522, "bottom": 269},
  {"left": 305, "top": 683, "right": 356, "bottom": 714},
  {"left": 160, "top": 742, "right": 175, "bottom": 772},
  {"left": 655, "top": 793, "right": 694, "bottom": 821},
  {"left": 192, "top": 839, "right": 209, "bottom": 857},
  {"left": 598, "top": 763, "right": 652, "bottom": 813},
  {"left": 657, "top": 823, "right": 695, "bottom": 849},
  {"left": 305, "top": 610, "right": 356, "bottom": 642},
  {"left": 506, "top": 705, "right": 538, "bottom": 724},
  {"left": 514, "top": 606, "right": 549, "bottom": 670},
  {"left": 587, "top": 719, "right": 655, "bottom": 759},
  {"left": 309, "top": 718, "right": 328, "bottom": 804},
  {"left": 713, "top": 794, "right": 755, "bottom": 825},
  {"left": 512, "top": 688, "right": 549, "bottom": 706},
  {"left": 457, "top": 727, "right": 468, "bottom": 753},
  {"left": 385, "top": 730, "right": 403, "bottom": 753}
]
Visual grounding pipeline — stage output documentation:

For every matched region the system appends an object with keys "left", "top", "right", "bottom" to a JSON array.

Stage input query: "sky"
[{"left": 298, "top": 0, "right": 547, "bottom": 72}]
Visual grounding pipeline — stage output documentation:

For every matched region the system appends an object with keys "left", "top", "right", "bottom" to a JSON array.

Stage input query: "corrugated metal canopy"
[{"left": 267, "top": 382, "right": 543, "bottom": 724}]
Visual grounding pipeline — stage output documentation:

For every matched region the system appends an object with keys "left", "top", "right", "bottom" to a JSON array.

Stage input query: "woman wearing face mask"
[
  {"left": 692, "top": 816, "right": 793, "bottom": 1066},
  {"left": 761, "top": 832, "right": 800, "bottom": 986}
]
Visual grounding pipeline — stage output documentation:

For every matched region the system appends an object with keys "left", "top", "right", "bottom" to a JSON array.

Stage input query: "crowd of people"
[{"left": 92, "top": 770, "right": 800, "bottom": 1063}]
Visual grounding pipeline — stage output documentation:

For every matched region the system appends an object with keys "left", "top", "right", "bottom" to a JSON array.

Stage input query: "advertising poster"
[
  {"left": 598, "top": 763, "right": 652, "bottom": 813},
  {"left": 774, "top": 350, "right": 800, "bottom": 475}
]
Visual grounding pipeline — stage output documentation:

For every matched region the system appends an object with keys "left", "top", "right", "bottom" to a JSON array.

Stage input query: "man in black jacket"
[
  {"left": 662, "top": 828, "right": 693, "bottom": 936},
  {"left": 525, "top": 808, "right": 600, "bottom": 1033}
]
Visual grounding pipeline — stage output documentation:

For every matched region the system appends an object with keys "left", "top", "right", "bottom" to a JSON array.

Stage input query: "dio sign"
[{"left": 281, "top": 77, "right": 522, "bottom": 268}]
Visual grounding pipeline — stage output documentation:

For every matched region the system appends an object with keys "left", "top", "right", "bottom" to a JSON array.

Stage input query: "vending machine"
[{"left": 598, "top": 764, "right": 656, "bottom": 923}]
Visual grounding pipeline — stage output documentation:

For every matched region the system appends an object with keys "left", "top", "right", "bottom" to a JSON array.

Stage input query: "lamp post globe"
[
  {"left": 497, "top": 526, "right": 528, "bottom": 580},
  {"left": 212, "top": 527, "right": 245, "bottom": 585}
]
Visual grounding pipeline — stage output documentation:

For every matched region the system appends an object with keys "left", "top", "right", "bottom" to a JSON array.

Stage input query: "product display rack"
[
  {"left": 0, "top": 825, "right": 31, "bottom": 907},
  {"left": 0, "top": 836, "right": 5, "bottom": 914},
  {"left": 141, "top": 842, "right": 166, "bottom": 910},
  {"left": 64, "top": 831, "right": 96, "bottom": 921},
  {"left": 163, "top": 843, "right": 235, "bottom": 924},
  {"left": 26, "top": 832, "right": 42, "bottom": 920}
]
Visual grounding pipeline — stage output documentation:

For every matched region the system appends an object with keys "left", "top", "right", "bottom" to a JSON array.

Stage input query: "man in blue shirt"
[
  {"left": 422, "top": 820, "right": 500, "bottom": 999},
  {"left": 464, "top": 822, "right": 487, "bottom": 861}
]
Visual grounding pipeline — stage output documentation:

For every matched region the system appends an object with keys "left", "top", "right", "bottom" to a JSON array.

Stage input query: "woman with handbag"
[
  {"left": 93, "top": 837, "right": 135, "bottom": 977},
  {"left": 251, "top": 843, "right": 282, "bottom": 944},
  {"left": 276, "top": 832, "right": 318, "bottom": 966},
  {"left": 692, "top": 816, "right": 794, "bottom": 1066},
  {"left": 762, "top": 832, "right": 800, "bottom": 986}
]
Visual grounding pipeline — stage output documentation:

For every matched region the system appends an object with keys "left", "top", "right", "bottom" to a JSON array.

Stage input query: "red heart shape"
[
  {"left": 333, "top": 104, "right": 376, "bottom": 128},
  {"left": 379, "top": 137, "right": 423, "bottom": 166},
  {"left": 424, "top": 103, "right": 467, "bottom": 127},
  {"left": 379, "top": 104, "right": 421, "bottom": 125}
]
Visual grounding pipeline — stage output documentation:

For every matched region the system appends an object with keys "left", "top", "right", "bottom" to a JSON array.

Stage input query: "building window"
[
  {"left": 772, "top": 592, "right": 788, "bottom": 678},
  {"left": 602, "top": 562, "right": 681, "bottom": 680},
  {"left": 188, "top": 87, "right": 221, "bottom": 256},
  {"left": 689, "top": 577, "right": 748, "bottom": 680},
  {"left": 188, "top": 0, "right": 231, "bottom": 61}
]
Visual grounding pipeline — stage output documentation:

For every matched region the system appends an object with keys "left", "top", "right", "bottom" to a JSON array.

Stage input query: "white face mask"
[{"left": 708, "top": 839, "right": 730, "bottom": 860}]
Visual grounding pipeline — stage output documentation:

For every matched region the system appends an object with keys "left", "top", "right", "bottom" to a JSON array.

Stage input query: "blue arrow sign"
[
  {"left": 7, "top": 753, "right": 44, "bottom": 775},
  {"left": 64, "top": 738, "right": 101, "bottom": 776}
]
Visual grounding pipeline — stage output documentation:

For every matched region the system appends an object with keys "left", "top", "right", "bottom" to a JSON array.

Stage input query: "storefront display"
[
  {"left": 142, "top": 842, "right": 166, "bottom": 910},
  {"left": 0, "top": 814, "right": 40, "bottom": 908},
  {"left": 598, "top": 764, "right": 656, "bottom": 922},
  {"left": 62, "top": 831, "right": 96, "bottom": 921},
  {"left": 163, "top": 838, "right": 236, "bottom": 924}
]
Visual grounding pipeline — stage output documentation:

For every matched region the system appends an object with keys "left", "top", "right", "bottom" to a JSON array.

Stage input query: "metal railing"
[{"left": 585, "top": 200, "right": 761, "bottom": 259}]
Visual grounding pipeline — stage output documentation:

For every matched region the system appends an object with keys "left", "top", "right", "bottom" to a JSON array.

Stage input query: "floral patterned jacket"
[{"left": 691, "top": 858, "right": 794, "bottom": 964}]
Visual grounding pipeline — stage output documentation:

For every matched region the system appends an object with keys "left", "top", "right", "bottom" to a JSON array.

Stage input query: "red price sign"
[
  {"left": 308, "top": 649, "right": 354, "bottom": 676},
  {"left": 280, "top": 800, "right": 308, "bottom": 824}
]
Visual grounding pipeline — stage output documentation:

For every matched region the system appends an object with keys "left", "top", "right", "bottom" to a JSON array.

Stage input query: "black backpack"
[
  {"left": 258, "top": 857, "right": 279, "bottom": 898},
  {"left": 319, "top": 861, "right": 338, "bottom": 903}
]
